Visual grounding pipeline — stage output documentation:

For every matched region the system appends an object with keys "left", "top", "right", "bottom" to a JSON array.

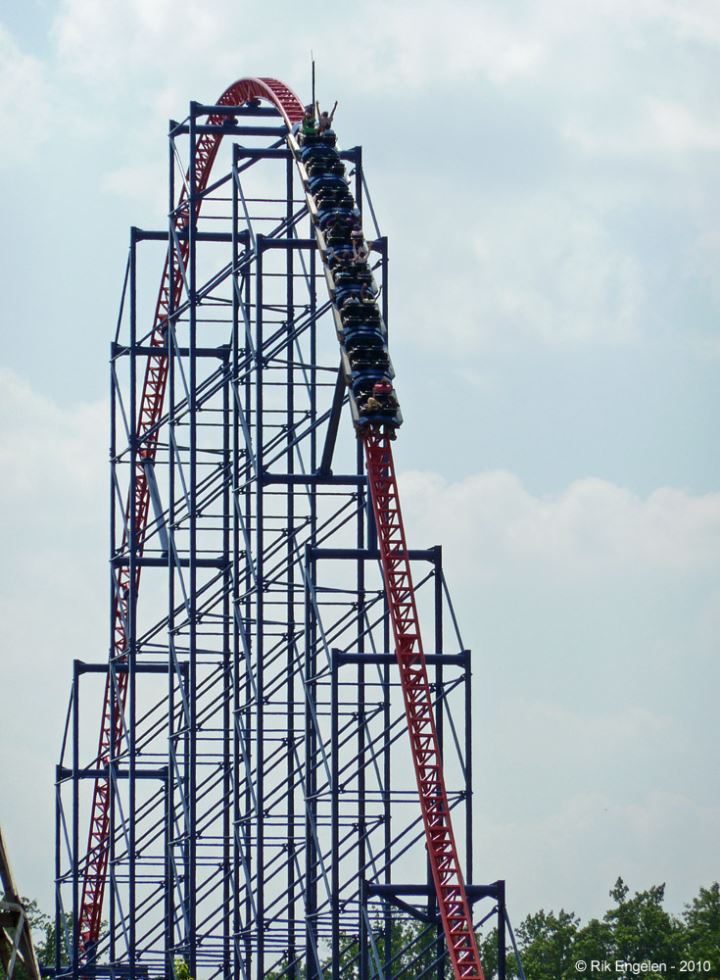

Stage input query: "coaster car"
[
  {"left": 325, "top": 225, "right": 354, "bottom": 247},
  {"left": 309, "top": 173, "right": 349, "bottom": 196},
  {"left": 342, "top": 323, "right": 385, "bottom": 347},
  {"left": 335, "top": 279, "right": 378, "bottom": 304},
  {"left": 348, "top": 353, "right": 391, "bottom": 379},
  {"left": 300, "top": 131, "right": 337, "bottom": 148},
  {"left": 317, "top": 207, "right": 360, "bottom": 231},
  {"left": 340, "top": 307, "right": 382, "bottom": 331},
  {"left": 306, "top": 158, "right": 346, "bottom": 179},
  {"left": 314, "top": 188, "right": 355, "bottom": 210},
  {"left": 345, "top": 331, "right": 385, "bottom": 354},
  {"left": 350, "top": 370, "right": 392, "bottom": 396},
  {"left": 301, "top": 146, "right": 340, "bottom": 167},
  {"left": 326, "top": 246, "right": 355, "bottom": 271},
  {"left": 333, "top": 267, "right": 374, "bottom": 289}
]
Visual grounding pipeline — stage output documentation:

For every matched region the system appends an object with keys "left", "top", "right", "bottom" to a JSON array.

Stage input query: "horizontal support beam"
[
  {"left": 41, "top": 966, "right": 151, "bottom": 978},
  {"left": 75, "top": 661, "right": 188, "bottom": 676},
  {"left": 57, "top": 766, "right": 167, "bottom": 782},
  {"left": 236, "top": 147, "right": 293, "bottom": 160},
  {"left": 332, "top": 650, "right": 470, "bottom": 669},
  {"left": 110, "top": 556, "right": 228, "bottom": 569},
  {"left": 111, "top": 343, "right": 230, "bottom": 359},
  {"left": 367, "top": 882, "right": 502, "bottom": 904},
  {"left": 262, "top": 473, "right": 365, "bottom": 487},
  {"left": 190, "top": 103, "right": 282, "bottom": 118},
  {"left": 232, "top": 146, "right": 361, "bottom": 164},
  {"left": 257, "top": 237, "right": 316, "bottom": 251},
  {"left": 131, "top": 227, "right": 250, "bottom": 244},
  {"left": 310, "top": 546, "right": 439, "bottom": 562},
  {"left": 172, "top": 123, "right": 287, "bottom": 137}
]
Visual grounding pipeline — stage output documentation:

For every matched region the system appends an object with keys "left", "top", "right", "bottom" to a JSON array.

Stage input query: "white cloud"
[
  {"left": 0, "top": 368, "right": 107, "bottom": 910},
  {"left": 399, "top": 469, "right": 720, "bottom": 578},
  {"left": 0, "top": 24, "right": 54, "bottom": 165},
  {"left": 566, "top": 99, "right": 720, "bottom": 158},
  {"left": 480, "top": 790, "right": 720, "bottom": 921}
]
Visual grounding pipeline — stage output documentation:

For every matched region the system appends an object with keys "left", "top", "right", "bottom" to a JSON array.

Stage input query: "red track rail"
[
  {"left": 78, "top": 78, "right": 305, "bottom": 955},
  {"left": 362, "top": 429, "right": 484, "bottom": 979}
]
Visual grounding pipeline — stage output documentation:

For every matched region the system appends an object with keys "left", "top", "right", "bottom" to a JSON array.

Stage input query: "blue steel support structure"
[{"left": 51, "top": 95, "right": 506, "bottom": 979}]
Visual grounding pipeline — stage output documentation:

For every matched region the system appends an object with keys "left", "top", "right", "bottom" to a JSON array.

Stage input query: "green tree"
[
  {"left": 0, "top": 896, "right": 52, "bottom": 979},
  {"left": 514, "top": 908, "right": 579, "bottom": 980},
  {"left": 681, "top": 883, "right": 720, "bottom": 980},
  {"left": 605, "top": 877, "right": 684, "bottom": 972},
  {"left": 572, "top": 915, "right": 613, "bottom": 973}
]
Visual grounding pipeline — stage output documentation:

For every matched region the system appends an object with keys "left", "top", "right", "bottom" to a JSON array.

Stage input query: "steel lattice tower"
[{"left": 52, "top": 81, "right": 508, "bottom": 980}]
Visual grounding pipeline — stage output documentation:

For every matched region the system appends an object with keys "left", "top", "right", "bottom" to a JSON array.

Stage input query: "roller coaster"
[{"left": 51, "top": 77, "right": 511, "bottom": 979}]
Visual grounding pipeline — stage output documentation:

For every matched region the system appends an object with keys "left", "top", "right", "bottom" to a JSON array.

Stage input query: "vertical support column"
[
  {"left": 163, "top": 772, "right": 173, "bottom": 980},
  {"left": 465, "top": 647, "right": 474, "bottom": 887},
  {"left": 230, "top": 142, "right": 244, "bottom": 978},
  {"left": 382, "top": 592, "right": 392, "bottom": 980},
  {"left": 186, "top": 104, "right": 199, "bottom": 977},
  {"left": 330, "top": 652, "right": 340, "bottom": 980},
  {"left": 304, "top": 545, "right": 318, "bottom": 979},
  {"left": 71, "top": 662, "right": 79, "bottom": 980},
  {"left": 434, "top": 546, "right": 445, "bottom": 980},
  {"left": 54, "top": 772, "right": 62, "bottom": 976},
  {"left": 286, "top": 152, "right": 298, "bottom": 980},
  {"left": 109, "top": 333, "right": 119, "bottom": 972},
  {"left": 354, "top": 144, "right": 370, "bottom": 980},
  {"left": 127, "top": 225, "right": 139, "bottom": 980},
  {"left": 357, "top": 477, "right": 368, "bottom": 980},
  {"left": 166, "top": 118, "right": 178, "bottom": 980},
  {"left": 222, "top": 349, "right": 232, "bottom": 980},
  {"left": 497, "top": 880, "right": 507, "bottom": 980},
  {"left": 255, "top": 235, "right": 266, "bottom": 980},
  {"left": 305, "top": 200, "right": 321, "bottom": 978},
  {"left": 242, "top": 196, "right": 253, "bottom": 976}
]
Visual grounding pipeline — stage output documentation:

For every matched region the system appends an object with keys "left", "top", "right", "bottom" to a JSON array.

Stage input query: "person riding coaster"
[
  {"left": 326, "top": 245, "right": 355, "bottom": 271},
  {"left": 333, "top": 270, "right": 375, "bottom": 293},
  {"left": 348, "top": 350, "right": 391, "bottom": 375},
  {"left": 299, "top": 130, "right": 337, "bottom": 148},
  {"left": 317, "top": 206, "right": 359, "bottom": 231},
  {"left": 314, "top": 187, "right": 354, "bottom": 210},
  {"left": 356, "top": 381, "right": 400, "bottom": 440},
  {"left": 301, "top": 144, "right": 340, "bottom": 163},
  {"left": 324, "top": 224, "right": 354, "bottom": 247},
  {"left": 336, "top": 280, "right": 377, "bottom": 304},
  {"left": 341, "top": 325, "right": 386, "bottom": 350},
  {"left": 324, "top": 224, "right": 359, "bottom": 249},
  {"left": 345, "top": 331, "right": 385, "bottom": 354},
  {"left": 309, "top": 173, "right": 349, "bottom": 195},
  {"left": 351, "top": 370, "right": 392, "bottom": 396},
  {"left": 339, "top": 307, "right": 380, "bottom": 329},
  {"left": 335, "top": 286, "right": 380, "bottom": 312}
]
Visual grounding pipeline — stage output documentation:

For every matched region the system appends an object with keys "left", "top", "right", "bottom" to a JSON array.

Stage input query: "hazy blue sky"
[{"left": 1, "top": 0, "right": 718, "bottom": 931}]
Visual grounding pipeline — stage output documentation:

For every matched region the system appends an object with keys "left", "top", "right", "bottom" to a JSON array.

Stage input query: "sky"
[{"left": 0, "top": 0, "right": 718, "bottom": 938}]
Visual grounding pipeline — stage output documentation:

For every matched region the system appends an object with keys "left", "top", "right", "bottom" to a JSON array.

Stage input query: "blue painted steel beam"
[
  {"left": 262, "top": 473, "right": 365, "bottom": 487},
  {"left": 310, "top": 546, "right": 436, "bottom": 561},
  {"left": 333, "top": 651, "right": 470, "bottom": 668}
]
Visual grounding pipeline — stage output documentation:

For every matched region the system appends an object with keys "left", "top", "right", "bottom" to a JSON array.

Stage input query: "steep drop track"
[{"left": 80, "top": 76, "right": 484, "bottom": 980}]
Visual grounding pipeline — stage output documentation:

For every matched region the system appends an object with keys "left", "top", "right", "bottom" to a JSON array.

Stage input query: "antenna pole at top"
[{"left": 311, "top": 54, "right": 316, "bottom": 113}]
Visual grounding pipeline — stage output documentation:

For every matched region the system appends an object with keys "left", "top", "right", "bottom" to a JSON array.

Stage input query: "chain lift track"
[{"left": 77, "top": 76, "right": 485, "bottom": 979}]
